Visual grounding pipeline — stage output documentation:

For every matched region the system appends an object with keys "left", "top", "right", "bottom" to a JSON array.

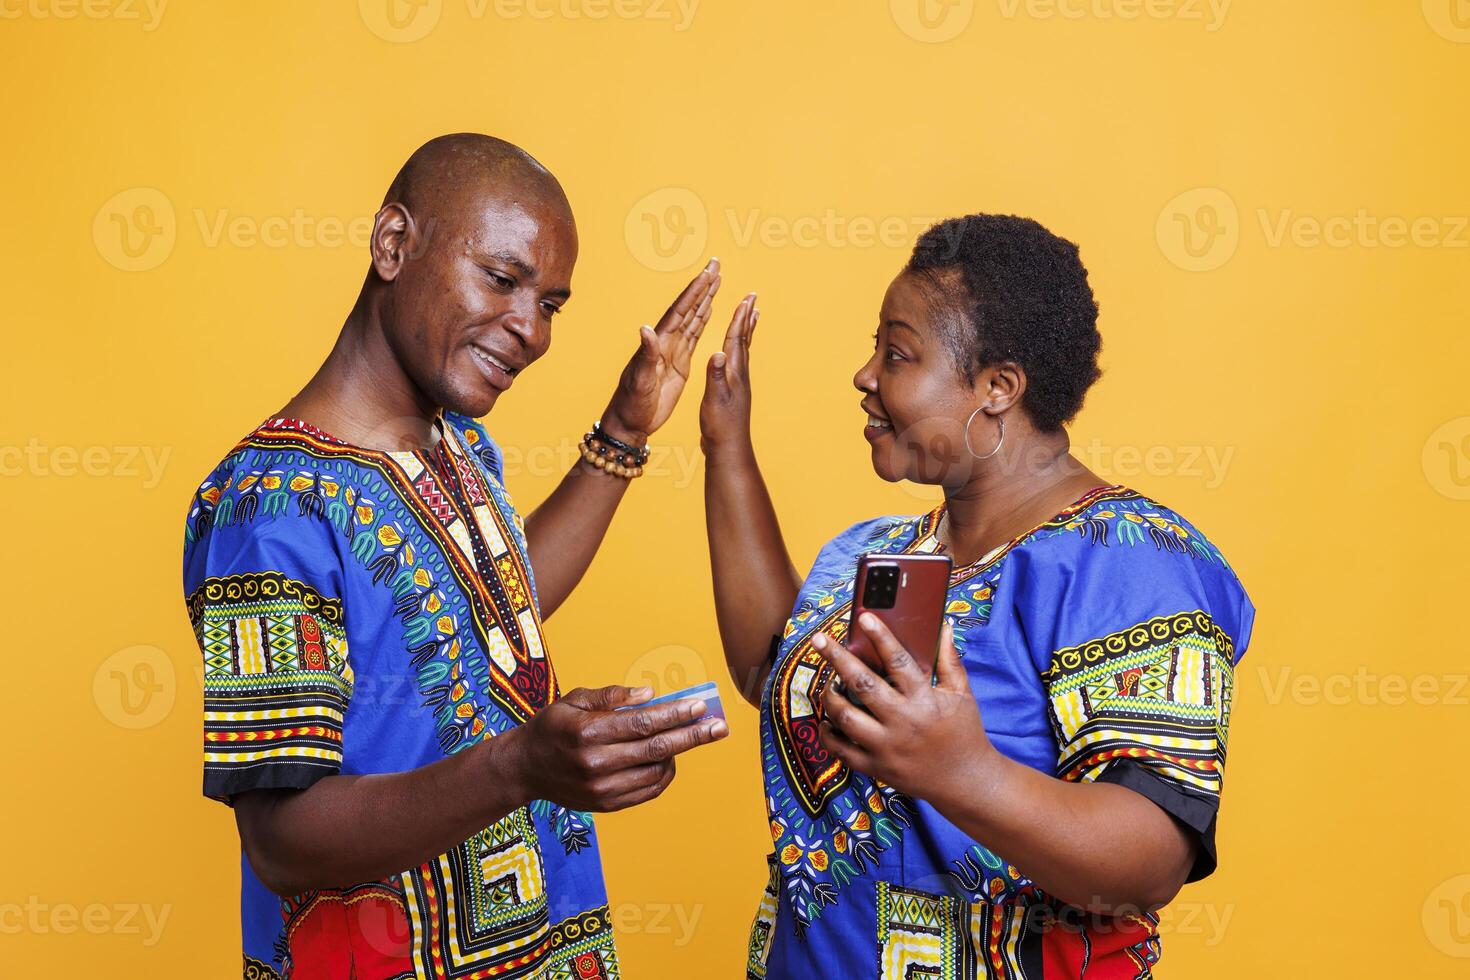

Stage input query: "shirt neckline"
[
  {"left": 916, "top": 484, "right": 1124, "bottom": 573},
  {"left": 259, "top": 413, "right": 452, "bottom": 459}
]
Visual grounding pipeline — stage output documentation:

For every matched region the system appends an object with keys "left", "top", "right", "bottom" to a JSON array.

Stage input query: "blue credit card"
[{"left": 617, "top": 680, "right": 726, "bottom": 722}]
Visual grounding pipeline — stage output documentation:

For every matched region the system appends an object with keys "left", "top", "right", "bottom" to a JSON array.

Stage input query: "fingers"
[
  {"left": 564, "top": 685, "right": 652, "bottom": 712},
  {"left": 601, "top": 761, "right": 679, "bottom": 811},
  {"left": 855, "top": 613, "right": 925, "bottom": 695},
  {"left": 626, "top": 711, "right": 728, "bottom": 765},
  {"left": 811, "top": 633, "right": 898, "bottom": 719},
  {"left": 723, "top": 294, "right": 757, "bottom": 376},
  {"left": 934, "top": 622, "right": 965, "bottom": 691},
  {"left": 684, "top": 280, "right": 719, "bottom": 343},
  {"left": 584, "top": 694, "right": 710, "bottom": 745},
  {"left": 818, "top": 720, "right": 876, "bottom": 774},
  {"left": 659, "top": 258, "right": 721, "bottom": 336},
  {"left": 820, "top": 681, "right": 884, "bottom": 747}
]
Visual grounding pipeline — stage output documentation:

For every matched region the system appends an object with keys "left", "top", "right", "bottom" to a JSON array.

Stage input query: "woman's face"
[{"left": 854, "top": 271, "right": 985, "bottom": 488}]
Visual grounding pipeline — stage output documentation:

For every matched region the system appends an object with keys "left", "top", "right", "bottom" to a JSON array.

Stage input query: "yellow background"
[{"left": 4, "top": 0, "right": 1469, "bottom": 975}]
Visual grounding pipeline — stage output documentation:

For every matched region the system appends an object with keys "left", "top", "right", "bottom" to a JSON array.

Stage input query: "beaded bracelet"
[
  {"left": 578, "top": 437, "right": 645, "bottom": 479},
  {"left": 587, "top": 420, "right": 651, "bottom": 466}
]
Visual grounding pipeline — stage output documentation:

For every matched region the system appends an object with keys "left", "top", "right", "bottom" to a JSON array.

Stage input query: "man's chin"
[{"left": 440, "top": 381, "right": 502, "bottom": 419}]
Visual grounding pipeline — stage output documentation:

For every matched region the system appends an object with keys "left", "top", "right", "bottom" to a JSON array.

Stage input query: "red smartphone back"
[{"left": 847, "top": 553, "right": 953, "bottom": 675}]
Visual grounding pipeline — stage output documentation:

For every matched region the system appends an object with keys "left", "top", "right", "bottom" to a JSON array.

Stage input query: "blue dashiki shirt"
[
  {"left": 746, "top": 486, "right": 1254, "bottom": 980},
  {"left": 183, "top": 415, "right": 618, "bottom": 980}
]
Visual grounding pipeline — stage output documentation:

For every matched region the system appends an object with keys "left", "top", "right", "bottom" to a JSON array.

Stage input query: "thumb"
[
  {"left": 707, "top": 350, "right": 727, "bottom": 383},
  {"left": 639, "top": 324, "right": 659, "bottom": 362}
]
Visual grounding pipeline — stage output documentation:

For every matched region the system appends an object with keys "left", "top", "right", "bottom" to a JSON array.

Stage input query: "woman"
[{"left": 701, "top": 214, "right": 1253, "bottom": 978}]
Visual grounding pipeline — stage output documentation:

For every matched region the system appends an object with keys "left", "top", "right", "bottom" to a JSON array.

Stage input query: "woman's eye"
[{"left": 884, "top": 347, "right": 905, "bottom": 363}]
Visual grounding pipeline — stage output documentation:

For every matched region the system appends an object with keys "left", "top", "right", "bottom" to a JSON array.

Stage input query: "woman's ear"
[{"left": 976, "top": 361, "right": 1026, "bottom": 415}]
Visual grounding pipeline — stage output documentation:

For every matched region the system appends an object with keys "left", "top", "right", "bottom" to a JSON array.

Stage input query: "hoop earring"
[{"left": 964, "top": 409, "right": 1005, "bottom": 461}]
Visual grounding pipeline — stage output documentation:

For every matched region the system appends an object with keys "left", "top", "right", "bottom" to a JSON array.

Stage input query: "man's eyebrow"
[
  {"left": 482, "top": 249, "right": 571, "bottom": 300},
  {"left": 484, "top": 250, "right": 537, "bottom": 278}
]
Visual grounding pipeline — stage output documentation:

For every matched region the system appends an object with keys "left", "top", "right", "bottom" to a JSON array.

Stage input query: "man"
[{"left": 182, "top": 134, "right": 730, "bottom": 979}]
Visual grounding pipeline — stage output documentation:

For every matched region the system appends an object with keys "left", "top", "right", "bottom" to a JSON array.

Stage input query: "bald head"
[
  {"left": 384, "top": 133, "right": 573, "bottom": 233},
  {"left": 359, "top": 133, "right": 580, "bottom": 419}
]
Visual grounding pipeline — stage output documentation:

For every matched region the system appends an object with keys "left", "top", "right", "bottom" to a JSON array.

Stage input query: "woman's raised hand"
[{"left": 699, "top": 292, "right": 759, "bottom": 456}]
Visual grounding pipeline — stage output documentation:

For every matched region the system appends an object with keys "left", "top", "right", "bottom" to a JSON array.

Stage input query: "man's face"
[{"left": 385, "top": 188, "right": 578, "bottom": 418}]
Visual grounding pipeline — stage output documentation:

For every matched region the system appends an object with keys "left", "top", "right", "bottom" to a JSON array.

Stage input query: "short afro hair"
[{"left": 906, "top": 214, "right": 1101, "bottom": 432}]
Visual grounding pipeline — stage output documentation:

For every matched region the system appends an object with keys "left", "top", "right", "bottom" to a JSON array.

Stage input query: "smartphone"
[{"left": 846, "top": 553, "right": 953, "bottom": 677}]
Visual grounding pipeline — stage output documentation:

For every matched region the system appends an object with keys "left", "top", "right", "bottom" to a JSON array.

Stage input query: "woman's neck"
[{"left": 940, "top": 428, "right": 1103, "bottom": 565}]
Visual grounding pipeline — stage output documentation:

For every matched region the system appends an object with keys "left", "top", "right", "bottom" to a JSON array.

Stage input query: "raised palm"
[{"left": 604, "top": 259, "right": 722, "bottom": 440}]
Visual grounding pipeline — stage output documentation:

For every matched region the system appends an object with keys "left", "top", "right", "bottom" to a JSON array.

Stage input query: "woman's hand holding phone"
[{"left": 812, "top": 614, "right": 1001, "bottom": 807}]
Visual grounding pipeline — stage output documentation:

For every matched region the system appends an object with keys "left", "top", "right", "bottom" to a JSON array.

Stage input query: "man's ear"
[
  {"left": 976, "top": 361, "right": 1026, "bottom": 415},
  {"left": 370, "top": 203, "right": 415, "bottom": 282}
]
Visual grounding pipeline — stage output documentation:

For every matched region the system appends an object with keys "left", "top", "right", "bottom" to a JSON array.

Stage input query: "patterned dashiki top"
[
  {"left": 183, "top": 415, "right": 618, "bottom": 980},
  {"left": 746, "top": 486, "right": 1254, "bottom": 980}
]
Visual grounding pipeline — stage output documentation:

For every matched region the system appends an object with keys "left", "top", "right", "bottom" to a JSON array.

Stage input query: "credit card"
[{"left": 617, "top": 680, "right": 726, "bottom": 722}]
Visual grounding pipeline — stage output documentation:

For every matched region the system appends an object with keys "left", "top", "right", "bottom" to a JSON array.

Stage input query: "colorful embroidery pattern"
[
  {"left": 1045, "top": 610, "right": 1235, "bottom": 798},
  {"left": 745, "top": 856, "right": 780, "bottom": 980},
  {"left": 545, "top": 906, "right": 619, "bottom": 980},
  {"left": 186, "top": 420, "right": 554, "bottom": 755},
  {"left": 873, "top": 881, "right": 1164, "bottom": 980},
  {"left": 184, "top": 415, "right": 614, "bottom": 980},
  {"left": 400, "top": 807, "right": 553, "bottom": 979},
  {"left": 753, "top": 485, "right": 1251, "bottom": 978},
  {"left": 189, "top": 571, "right": 353, "bottom": 796}
]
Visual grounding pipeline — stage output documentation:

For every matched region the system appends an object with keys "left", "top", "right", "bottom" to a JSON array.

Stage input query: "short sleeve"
[
  {"left": 184, "top": 511, "right": 352, "bottom": 803},
  {"left": 1012, "top": 511, "right": 1253, "bottom": 881}
]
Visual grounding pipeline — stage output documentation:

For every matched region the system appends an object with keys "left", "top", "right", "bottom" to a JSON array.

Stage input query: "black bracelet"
[{"left": 588, "top": 420, "right": 650, "bottom": 465}]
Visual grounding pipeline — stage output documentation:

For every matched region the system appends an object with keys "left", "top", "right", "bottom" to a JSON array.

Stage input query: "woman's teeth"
[{"left": 866, "top": 415, "right": 892, "bottom": 429}]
